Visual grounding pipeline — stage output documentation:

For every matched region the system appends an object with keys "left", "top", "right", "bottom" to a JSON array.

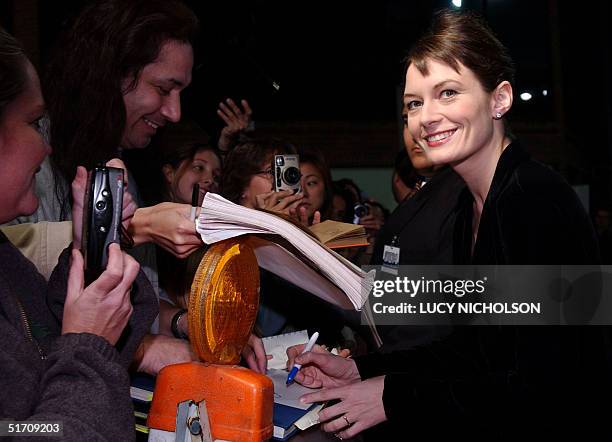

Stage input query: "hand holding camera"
[
  {"left": 254, "top": 189, "right": 303, "bottom": 214},
  {"left": 62, "top": 244, "right": 139, "bottom": 346},
  {"left": 71, "top": 159, "right": 135, "bottom": 252},
  {"left": 63, "top": 163, "right": 140, "bottom": 345},
  {"left": 355, "top": 202, "right": 384, "bottom": 235},
  {"left": 80, "top": 165, "right": 125, "bottom": 279}
]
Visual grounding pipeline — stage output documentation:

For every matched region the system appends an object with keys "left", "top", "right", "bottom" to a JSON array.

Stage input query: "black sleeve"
[
  {"left": 354, "top": 321, "right": 612, "bottom": 436},
  {"left": 354, "top": 328, "right": 494, "bottom": 430},
  {"left": 498, "top": 178, "right": 600, "bottom": 264}
]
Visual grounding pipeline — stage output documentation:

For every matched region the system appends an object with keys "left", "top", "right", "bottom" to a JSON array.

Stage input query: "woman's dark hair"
[
  {"left": 0, "top": 27, "right": 28, "bottom": 121},
  {"left": 221, "top": 137, "right": 296, "bottom": 204},
  {"left": 366, "top": 200, "right": 390, "bottom": 224},
  {"left": 45, "top": 0, "right": 199, "bottom": 217},
  {"left": 331, "top": 182, "right": 357, "bottom": 224},
  {"left": 406, "top": 9, "right": 515, "bottom": 93},
  {"left": 297, "top": 145, "right": 334, "bottom": 221},
  {"left": 335, "top": 178, "right": 363, "bottom": 204}
]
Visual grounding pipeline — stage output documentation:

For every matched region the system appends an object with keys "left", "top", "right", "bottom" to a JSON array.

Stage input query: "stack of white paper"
[{"left": 197, "top": 193, "right": 375, "bottom": 311}]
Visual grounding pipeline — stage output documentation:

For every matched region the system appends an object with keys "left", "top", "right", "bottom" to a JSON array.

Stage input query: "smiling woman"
[
  {"left": 402, "top": 9, "right": 597, "bottom": 264},
  {"left": 283, "top": 9, "right": 607, "bottom": 441}
]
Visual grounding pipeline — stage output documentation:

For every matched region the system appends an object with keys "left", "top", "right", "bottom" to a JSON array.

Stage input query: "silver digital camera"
[
  {"left": 273, "top": 154, "right": 301, "bottom": 193},
  {"left": 81, "top": 166, "right": 124, "bottom": 275}
]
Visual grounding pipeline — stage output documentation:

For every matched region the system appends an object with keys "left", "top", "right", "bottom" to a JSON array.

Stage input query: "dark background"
[{"left": 2, "top": 0, "right": 611, "bottom": 205}]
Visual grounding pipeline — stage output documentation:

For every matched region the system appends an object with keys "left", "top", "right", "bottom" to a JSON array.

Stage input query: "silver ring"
[
  {"left": 334, "top": 433, "right": 343, "bottom": 440},
  {"left": 343, "top": 415, "right": 350, "bottom": 426}
]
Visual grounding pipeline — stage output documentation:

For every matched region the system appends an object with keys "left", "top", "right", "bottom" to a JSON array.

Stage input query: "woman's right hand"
[
  {"left": 286, "top": 343, "right": 361, "bottom": 389},
  {"left": 254, "top": 190, "right": 303, "bottom": 216},
  {"left": 61, "top": 244, "right": 139, "bottom": 345}
]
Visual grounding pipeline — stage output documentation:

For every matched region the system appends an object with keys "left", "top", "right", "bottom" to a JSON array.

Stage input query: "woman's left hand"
[
  {"left": 241, "top": 333, "right": 271, "bottom": 374},
  {"left": 300, "top": 376, "right": 387, "bottom": 439},
  {"left": 255, "top": 190, "right": 303, "bottom": 216}
]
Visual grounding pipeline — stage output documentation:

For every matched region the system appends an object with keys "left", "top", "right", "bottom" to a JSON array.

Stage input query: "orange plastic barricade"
[{"left": 148, "top": 362, "right": 274, "bottom": 442}]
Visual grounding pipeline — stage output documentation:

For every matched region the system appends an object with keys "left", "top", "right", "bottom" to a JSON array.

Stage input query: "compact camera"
[
  {"left": 81, "top": 166, "right": 124, "bottom": 274},
  {"left": 273, "top": 155, "right": 301, "bottom": 193},
  {"left": 353, "top": 203, "right": 370, "bottom": 224}
]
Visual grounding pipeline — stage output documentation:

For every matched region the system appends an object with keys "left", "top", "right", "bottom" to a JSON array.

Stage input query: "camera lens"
[
  {"left": 96, "top": 201, "right": 106, "bottom": 211},
  {"left": 354, "top": 204, "right": 368, "bottom": 218},
  {"left": 283, "top": 167, "right": 301, "bottom": 185}
]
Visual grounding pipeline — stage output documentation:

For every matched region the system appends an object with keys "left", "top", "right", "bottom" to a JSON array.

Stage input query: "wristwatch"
[{"left": 171, "top": 308, "right": 189, "bottom": 340}]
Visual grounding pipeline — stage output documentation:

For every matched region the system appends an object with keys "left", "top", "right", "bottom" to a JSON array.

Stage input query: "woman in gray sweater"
[{"left": 0, "top": 28, "right": 157, "bottom": 440}]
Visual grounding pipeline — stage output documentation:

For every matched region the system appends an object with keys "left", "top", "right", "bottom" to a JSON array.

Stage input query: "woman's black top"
[{"left": 356, "top": 142, "right": 609, "bottom": 439}]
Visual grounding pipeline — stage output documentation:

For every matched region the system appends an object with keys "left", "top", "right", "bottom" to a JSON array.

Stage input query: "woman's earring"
[{"left": 494, "top": 112, "right": 502, "bottom": 120}]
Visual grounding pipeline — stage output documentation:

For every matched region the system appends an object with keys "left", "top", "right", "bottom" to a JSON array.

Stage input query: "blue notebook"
[
  {"left": 130, "top": 373, "right": 156, "bottom": 440},
  {"left": 273, "top": 403, "right": 315, "bottom": 441}
]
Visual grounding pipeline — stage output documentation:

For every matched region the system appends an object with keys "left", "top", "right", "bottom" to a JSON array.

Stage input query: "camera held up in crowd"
[
  {"left": 353, "top": 203, "right": 370, "bottom": 224},
  {"left": 81, "top": 166, "right": 124, "bottom": 276},
  {"left": 274, "top": 154, "right": 301, "bottom": 193}
]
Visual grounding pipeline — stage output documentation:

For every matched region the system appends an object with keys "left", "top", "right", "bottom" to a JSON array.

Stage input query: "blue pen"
[{"left": 286, "top": 332, "right": 319, "bottom": 385}]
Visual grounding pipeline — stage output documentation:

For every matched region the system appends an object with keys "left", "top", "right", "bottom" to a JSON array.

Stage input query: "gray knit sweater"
[{"left": 0, "top": 232, "right": 158, "bottom": 441}]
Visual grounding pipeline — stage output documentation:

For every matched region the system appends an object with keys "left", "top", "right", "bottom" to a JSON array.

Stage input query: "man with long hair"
[{"left": 45, "top": 0, "right": 198, "bottom": 219}]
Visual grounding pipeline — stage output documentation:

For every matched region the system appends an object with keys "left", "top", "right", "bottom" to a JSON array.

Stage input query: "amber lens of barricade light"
[{"left": 189, "top": 238, "right": 260, "bottom": 364}]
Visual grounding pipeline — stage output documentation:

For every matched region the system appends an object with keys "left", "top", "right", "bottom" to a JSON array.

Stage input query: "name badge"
[{"left": 382, "top": 244, "right": 400, "bottom": 275}]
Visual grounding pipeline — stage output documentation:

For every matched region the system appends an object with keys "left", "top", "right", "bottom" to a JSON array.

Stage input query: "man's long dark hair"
[
  {"left": 0, "top": 27, "right": 27, "bottom": 121},
  {"left": 45, "top": 0, "right": 198, "bottom": 218}
]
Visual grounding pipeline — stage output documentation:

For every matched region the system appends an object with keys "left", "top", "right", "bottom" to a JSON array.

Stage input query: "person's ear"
[
  {"left": 162, "top": 164, "right": 175, "bottom": 185},
  {"left": 491, "top": 80, "right": 513, "bottom": 120}
]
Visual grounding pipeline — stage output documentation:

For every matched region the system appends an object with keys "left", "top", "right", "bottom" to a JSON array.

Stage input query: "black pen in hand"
[{"left": 190, "top": 183, "right": 200, "bottom": 222}]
